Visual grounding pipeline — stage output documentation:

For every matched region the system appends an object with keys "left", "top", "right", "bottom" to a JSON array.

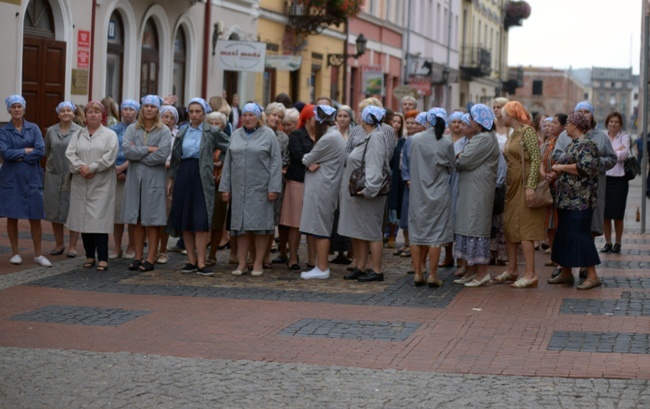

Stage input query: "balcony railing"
[
  {"left": 460, "top": 47, "right": 491, "bottom": 78},
  {"left": 287, "top": 2, "right": 347, "bottom": 35}
]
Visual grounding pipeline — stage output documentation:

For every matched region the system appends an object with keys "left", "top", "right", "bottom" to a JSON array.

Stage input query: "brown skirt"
[{"left": 279, "top": 180, "right": 304, "bottom": 228}]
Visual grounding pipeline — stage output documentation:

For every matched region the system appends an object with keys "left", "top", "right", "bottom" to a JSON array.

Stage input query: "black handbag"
[
  {"left": 624, "top": 156, "right": 640, "bottom": 180},
  {"left": 492, "top": 184, "right": 506, "bottom": 215},
  {"left": 349, "top": 140, "right": 391, "bottom": 197}
]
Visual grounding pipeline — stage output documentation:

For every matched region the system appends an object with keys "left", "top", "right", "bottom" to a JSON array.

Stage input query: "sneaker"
[
  {"left": 301, "top": 267, "right": 330, "bottom": 280},
  {"left": 34, "top": 255, "right": 52, "bottom": 267},
  {"left": 196, "top": 266, "right": 214, "bottom": 277},
  {"left": 180, "top": 263, "right": 197, "bottom": 273},
  {"left": 10, "top": 254, "right": 22, "bottom": 265}
]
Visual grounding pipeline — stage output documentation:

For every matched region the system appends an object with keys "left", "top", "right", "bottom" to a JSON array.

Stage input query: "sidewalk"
[{"left": 0, "top": 179, "right": 649, "bottom": 408}]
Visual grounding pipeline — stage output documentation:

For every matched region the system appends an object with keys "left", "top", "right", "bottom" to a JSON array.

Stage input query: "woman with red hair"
[
  {"left": 280, "top": 104, "right": 317, "bottom": 270},
  {"left": 496, "top": 101, "right": 544, "bottom": 289}
]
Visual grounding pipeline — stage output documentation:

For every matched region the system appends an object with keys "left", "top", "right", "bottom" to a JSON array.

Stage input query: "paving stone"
[
  {"left": 279, "top": 318, "right": 421, "bottom": 342},
  {"left": 9, "top": 305, "right": 151, "bottom": 327},
  {"left": 560, "top": 298, "right": 650, "bottom": 316},
  {"left": 548, "top": 331, "right": 650, "bottom": 354},
  {"left": 599, "top": 260, "right": 650, "bottom": 270},
  {"left": 602, "top": 277, "right": 650, "bottom": 289},
  {"left": 0, "top": 245, "right": 12, "bottom": 255}
]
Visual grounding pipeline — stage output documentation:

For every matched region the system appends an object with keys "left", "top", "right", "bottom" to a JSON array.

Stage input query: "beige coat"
[{"left": 65, "top": 125, "right": 118, "bottom": 233}]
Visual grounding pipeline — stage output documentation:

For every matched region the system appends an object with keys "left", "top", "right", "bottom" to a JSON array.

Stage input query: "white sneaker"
[
  {"left": 301, "top": 267, "right": 330, "bottom": 280},
  {"left": 34, "top": 255, "right": 52, "bottom": 267},
  {"left": 10, "top": 254, "right": 22, "bottom": 265}
]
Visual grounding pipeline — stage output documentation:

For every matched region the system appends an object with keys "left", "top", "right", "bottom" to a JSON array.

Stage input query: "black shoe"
[
  {"left": 344, "top": 268, "right": 365, "bottom": 280},
  {"left": 331, "top": 255, "right": 352, "bottom": 265},
  {"left": 541, "top": 242, "right": 550, "bottom": 250},
  {"left": 357, "top": 269, "right": 384, "bottom": 282},
  {"left": 181, "top": 263, "right": 198, "bottom": 273},
  {"left": 579, "top": 268, "right": 588, "bottom": 279},
  {"left": 551, "top": 267, "right": 562, "bottom": 278},
  {"left": 196, "top": 266, "right": 214, "bottom": 277},
  {"left": 288, "top": 263, "right": 302, "bottom": 271},
  {"left": 611, "top": 243, "right": 621, "bottom": 253},
  {"left": 600, "top": 243, "right": 612, "bottom": 253},
  {"left": 272, "top": 255, "right": 288, "bottom": 264}
]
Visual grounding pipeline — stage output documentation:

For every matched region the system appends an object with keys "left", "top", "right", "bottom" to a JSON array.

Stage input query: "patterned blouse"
[
  {"left": 511, "top": 125, "right": 541, "bottom": 188},
  {"left": 554, "top": 137, "right": 600, "bottom": 211}
]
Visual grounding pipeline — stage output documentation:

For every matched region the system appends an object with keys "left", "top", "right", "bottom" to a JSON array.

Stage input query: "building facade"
[
  {"left": 507, "top": 67, "right": 586, "bottom": 118},
  {"left": 591, "top": 67, "right": 634, "bottom": 129}
]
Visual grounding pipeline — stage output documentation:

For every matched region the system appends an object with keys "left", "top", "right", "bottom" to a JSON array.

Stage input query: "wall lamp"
[{"left": 327, "top": 33, "right": 367, "bottom": 67}]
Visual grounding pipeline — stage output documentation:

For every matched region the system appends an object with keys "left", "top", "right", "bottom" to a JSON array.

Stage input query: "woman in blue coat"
[{"left": 0, "top": 95, "right": 51, "bottom": 267}]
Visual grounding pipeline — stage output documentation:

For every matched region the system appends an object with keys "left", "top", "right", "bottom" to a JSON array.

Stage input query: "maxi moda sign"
[{"left": 215, "top": 40, "right": 266, "bottom": 73}]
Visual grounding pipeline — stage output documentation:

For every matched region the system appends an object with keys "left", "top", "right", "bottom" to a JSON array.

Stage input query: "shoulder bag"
[
  {"left": 521, "top": 136, "right": 553, "bottom": 208},
  {"left": 624, "top": 137, "right": 640, "bottom": 180},
  {"left": 349, "top": 139, "right": 391, "bottom": 197}
]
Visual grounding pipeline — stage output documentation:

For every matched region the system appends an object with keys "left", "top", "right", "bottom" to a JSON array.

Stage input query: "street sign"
[{"left": 393, "top": 85, "right": 417, "bottom": 100}]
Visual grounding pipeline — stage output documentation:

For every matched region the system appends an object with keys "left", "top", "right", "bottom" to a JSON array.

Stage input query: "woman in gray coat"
[
  {"left": 44, "top": 101, "right": 82, "bottom": 257},
  {"left": 408, "top": 108, "right": 456, "bottom": 287},
  {"left": 453, "top": 104, "right": 500, "bottom": 288},
  {"left": 168, "top": 98, "right": 230, "bottom": 276},
  {"left": 220, "top": 103, "right": 283, "bottom": 277},
  {"left": 299, "top": 105, "right": 346, "bottom": 280},
  {"left": 339, "top": 106, "right": 389, "bottom": 283},
  {"left": 121, "top": 95, "right": 171, "bottom": 272}
]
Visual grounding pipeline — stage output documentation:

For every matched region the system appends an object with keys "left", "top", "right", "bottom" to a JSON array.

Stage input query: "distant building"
[
  {"left": 591, "top": 67, "right": 634, "bottom": 130},
  {"left": 506, "top": 67, "right": 585, "bottom": 117}
]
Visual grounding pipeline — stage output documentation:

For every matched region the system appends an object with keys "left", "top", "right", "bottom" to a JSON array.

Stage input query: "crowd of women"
[{"left": 0, "top": 91, "right": 631, "bottom": 290}]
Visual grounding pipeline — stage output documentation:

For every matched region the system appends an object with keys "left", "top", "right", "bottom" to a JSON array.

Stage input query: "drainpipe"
[
  {"left": 201, "top": 0, "right": 211, "bottom": 99},
  {"left": 404, "top": 0, "right": 411, "bottom": 85},
  {"left": 342, "top": 21, "right": 349, "bottom": 105},
  {"left": 88, "top": 0, "right": 97, "bottom": 100}
]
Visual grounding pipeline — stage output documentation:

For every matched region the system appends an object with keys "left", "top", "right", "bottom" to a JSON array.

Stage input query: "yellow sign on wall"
[{"left": 0, "top": 0, "right": 22, "bottom": 5}]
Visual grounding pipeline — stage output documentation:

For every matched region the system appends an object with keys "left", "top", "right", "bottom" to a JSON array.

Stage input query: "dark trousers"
[{"left": 82, "top": 233, "right": 109, "bottom": 262}]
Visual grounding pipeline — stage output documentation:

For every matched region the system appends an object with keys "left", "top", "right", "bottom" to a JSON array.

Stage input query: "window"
[
  {"left": 532, "top": 80, "right": 543, "bottom": 95},
  {"left": 106, "top": 11, "right": 124, "bottom": 102},
  {"left": 173, "top": 28, "right": 187, "bottom": 105},
  {"left": 140, "top": 19, "right": 159, "bottom": 97},
  {"left": 24, "top": 0, "right": 55, "bottom": 39}
]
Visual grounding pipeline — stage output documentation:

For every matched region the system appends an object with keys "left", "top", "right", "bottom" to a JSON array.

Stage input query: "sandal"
[
  {"left": 205, "top": 256, "right": 217, "bottom": 266},
  {"left": 96, "top": 262, "right": 109, "bottom": 272},
  {"left": 453, "top": 266, "right": 468, "bottom": 277},
  {"left": 139, "top": 261, "right": 155, "bottom": 272},
  {"left": 393, "top": 248, "right": 404, "bottom": 256},
  {"left": 156, "top": 253, "right": 169, "bottom": 264},
  {"left": 128, "top": 259, "right": 143, "bottom": 271},
  {"left": 577, "top": 277, "right": 602, "bottom": 290},
  {"left": 50, "top": 246, "right": 65, "bottom": 256},
  {"left": 493, "top": 271, "right": 518, "bottom": 283},
  {"left": 400, "top": 249, "right": 411, "bottom": 258},
  {"left": 263, "top": 263, "right": 273, "bottom": 269},
  {"left": 83, "top": 259, "right": 96, "bottom": 268}
]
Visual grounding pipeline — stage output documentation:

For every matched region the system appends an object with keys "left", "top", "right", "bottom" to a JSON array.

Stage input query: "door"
[{"left": 22, "top": 36, "right": 66, "bottom": 132}]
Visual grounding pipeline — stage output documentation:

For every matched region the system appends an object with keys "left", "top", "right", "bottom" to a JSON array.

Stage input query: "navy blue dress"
[{"left": 0, "top": 120, "right": 45, "bottom": 219}]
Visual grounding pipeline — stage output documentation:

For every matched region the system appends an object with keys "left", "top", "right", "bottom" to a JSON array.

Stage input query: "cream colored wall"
[{"left": 0, "top": 2, "right": 23, "bottom": 122}]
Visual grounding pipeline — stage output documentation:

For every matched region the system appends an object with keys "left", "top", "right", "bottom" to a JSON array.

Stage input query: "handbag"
[
  {"left": 521, "top": 139, "right": 553, "bottom": 209},
  {"left": 492, "top": 184, "right": 506, "bottom": 215},
  {"left": 624, "top": 156, "right": 640, "bottom": 181},
  {"left": 349, "top": 139, "right": 391, "bottom": 197}
]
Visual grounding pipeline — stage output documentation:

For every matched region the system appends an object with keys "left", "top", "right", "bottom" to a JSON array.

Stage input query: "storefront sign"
[
  {"left": 393, "top": 85, "right": 418, "bottom": 100},
  {"left": 408, "top": 75, "right": 432, "bottom": 96},
  {"left": 265, "top": 55, "right": 302, "bottom": 71},
  {"left": 77, "top": 30, "right": 90, "bottom": 49},
  {"left": 71, "top": 69, "right": 89, "bottom": 95},
  {"left": 77, "top": 50, "right": 90, "bottom": 69},
  {"left": 215, "top": 40, "right": 266, "bottom": 73},
  {"left": 362, "top": 65, "right": 384, "bottom": 96},
  {"left": 408, "top": 57, "right": 433, "bottom": 77}
]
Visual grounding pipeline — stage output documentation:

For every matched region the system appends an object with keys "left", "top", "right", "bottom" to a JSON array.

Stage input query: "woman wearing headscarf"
[
  {"left": 548, "top": 111, "right": 602, "bottom": 289},
  {"left": 65, "top": 101, "right": 119, "bottom": 271},
  {"left": 408, "top": 108, "right": 456, "bottom": 287},
  {"left": 496, "top": 101, "right": 544, "bottom": 288},
  {"left": 109, "top": 99, "right": 140, "bottom": 260},
  {"left": 339, "top": 106, "right": 390, "bottom": 283},
  {"left": 386, "top": 112, "right": 406, "bottom": 249},
  {"left": 552, "top": 102, "right": 617, "bottom": 278},
  {"left": 121, "top": 95, "right": 171, "bottom": 272},
  {"left": 220, "top": 102, "right": 282, "bottom": 277},
  {"left": 168, "top": 98, "right": 229, "bottom": 276},
  {"left": 281, "top": 104, "right": 316, "bottom": 271},
  {"left": 155, "top": 104, "right": 179, "bottom": 264},
  {"left": 492, "top": 97, "right": 511, "bottom": 151},
  {"left": 0, "top": 95, "right": 51, "bottom": 267},
  {"left": 43, "top": 101, "right": 83, "bottom": 258},
  {"left": 601, "top": 112, "right": 630, "bottom": 254},
  {"left": 299, "top": 105, "right": 346, "bottom": 279},
  {"left": 452, "top": 105, "right": 500, "bottom": 287},
  {"left": 336, "top": 105, "right": 355, "bottom": 141}
]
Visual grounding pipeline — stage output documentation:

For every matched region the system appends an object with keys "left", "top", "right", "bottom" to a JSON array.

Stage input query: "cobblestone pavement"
[
  {"left": 0, "top": 180, "right": 650, "bottom": 407},
  {"left": 1, "top": 347, "right": 649, "bottom": 409}
]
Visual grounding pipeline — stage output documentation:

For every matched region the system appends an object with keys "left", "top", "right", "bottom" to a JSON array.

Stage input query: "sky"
[{"left": 507, "top": 0, "right": 643, "bottom": 74}]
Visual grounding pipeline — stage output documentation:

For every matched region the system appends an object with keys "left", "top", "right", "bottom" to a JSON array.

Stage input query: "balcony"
[
  {"left": 287, "top": 1, "right": 360, "bottom": 35},
  {"left": 460, "top": 47, "right": 491, "bottom": 78},
  {"left": 502, "top": 65, "right": 524, "bottom": 94}
]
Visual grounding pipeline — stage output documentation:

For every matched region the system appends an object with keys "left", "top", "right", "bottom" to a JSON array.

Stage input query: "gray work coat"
[
  {"left": 408, "top": 129, "right": 456, "bottom": 246},
  {"left": 122, "top": 124, "right": 172, "bottom": 226},
  {"left": 65, "top": 125, "right": 118, "bottom": 234},
  {"left": 219, "top": 126, "right": 283, "bottom": 233},
  {"left": 454, "top": 131, "right": 500, "bottom": 238},
  {"left": 553, "top": 129, "right": 616, "bottom": 236},
  {"left": 44, "top": 122, "right": 82, "bottom": 223},
  {"left": 168, "top": 124, "right": 230, "bottom": 237},
  {"left": 299, "top": 126, "right": 346, "bottom": 237}
]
